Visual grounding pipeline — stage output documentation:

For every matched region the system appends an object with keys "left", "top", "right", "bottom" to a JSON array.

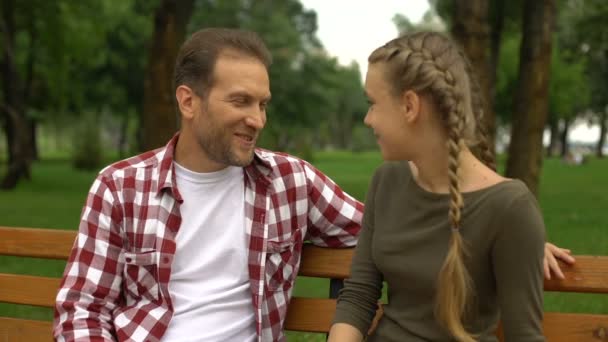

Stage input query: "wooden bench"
[{"left": 1, "top": 226, "right": 607, "bottom": 341}]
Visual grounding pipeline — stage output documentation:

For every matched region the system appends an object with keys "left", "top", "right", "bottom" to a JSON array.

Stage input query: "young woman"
[{"left": 329, "top": 32, "right": 552, "bottom": 341}]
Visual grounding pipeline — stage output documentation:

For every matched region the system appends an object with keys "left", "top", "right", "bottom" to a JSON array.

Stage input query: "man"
[{"left": 54, "top": 28, "right": 572, "bottom": 342}]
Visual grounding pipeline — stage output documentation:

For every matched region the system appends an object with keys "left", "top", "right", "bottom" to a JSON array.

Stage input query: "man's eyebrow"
[
  {"left": 227, "top": 91, "right": 271, "bottom": 102},
  {"left": 227, "top": 91, "right": 252, "bottom": 99}
]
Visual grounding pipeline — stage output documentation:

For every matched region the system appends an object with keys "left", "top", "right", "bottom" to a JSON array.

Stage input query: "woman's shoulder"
[
  {"left": 373, "top": 161, "right": 411, "bottom": 179},
  {"left": 487, "top": 179, "right": 537, "bottom": 208},
  {"left": 370, "top": 161, "right": 412, "bottom": 190},
  {"left": 484, "top": 179, "right": 545, "bottom": 235}
]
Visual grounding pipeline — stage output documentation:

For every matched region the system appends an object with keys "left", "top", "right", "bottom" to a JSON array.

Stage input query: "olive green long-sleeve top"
[{"left": 333, "top": 162, "right": 546, "bottom": 341}]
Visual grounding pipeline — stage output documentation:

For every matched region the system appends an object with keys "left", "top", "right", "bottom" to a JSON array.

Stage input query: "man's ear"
[
  {"left": 401, "top": 90, "right": 421, "bottom": 124},
  {"left": 175, "top": 85, "right": 198, "bottom": 120}
]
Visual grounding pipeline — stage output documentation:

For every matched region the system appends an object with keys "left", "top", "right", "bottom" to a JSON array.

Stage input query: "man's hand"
[{"left": 544, "top": 242, "right": 576, "bottom": 280}]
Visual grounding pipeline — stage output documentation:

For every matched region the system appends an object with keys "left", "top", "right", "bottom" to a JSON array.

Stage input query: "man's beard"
[{"left": 196, "top": 109, "right": 256, "bottom": 167}]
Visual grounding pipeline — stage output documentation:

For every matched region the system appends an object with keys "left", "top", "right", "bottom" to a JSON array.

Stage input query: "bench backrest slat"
[
  {"left": 299, "top": 245, "right": 608, "bottom": 294},
  {"left": 542, "top": 313, "right": 608, "bottom": 342},
  {"left": 0, "top": 273, "right": 61, "bottom": 308},
  {"left": 544, "top": 255, "right": 608, "bottom": 294},
  {"left": 0, "top": 227, "right": 75, "bottom": 259},
  {"left": 283, "top": 298, "right": 336, "bottom": 333},
  {"left": 0, "top": 317, "right": 53, "bottom": 342}
]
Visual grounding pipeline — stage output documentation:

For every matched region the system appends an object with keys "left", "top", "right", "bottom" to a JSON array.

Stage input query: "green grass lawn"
[{"left": 1, "top": 152, "right": 606, "bottom": 341}]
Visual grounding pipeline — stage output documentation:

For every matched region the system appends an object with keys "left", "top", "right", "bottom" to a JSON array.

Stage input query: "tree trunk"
[
  {"left": 451, "top": 0, "right": 496, "bottom": 157},
  {"left": 597, "top": 110, "right": 607, "bottom": 158},
  {"left": 142, "top": 0, "right": 195, "bottom": 151},
  {"left": 547, "top": 113, "right": 559, "bottom": 157},
  {"left": 490, "top": 0, "right": 505, "bottom": 103},
  {"left": 560, "top": 118, "right": 570, "bottom": 158},
  {"left": 505, "top": 0, "right": 555, "bottom": 197},
  {"left": 1, "top": 0, "right": 33, "bottom": 189},
  {"left": 1, "top": 107, "right": 32, "bottom": 188}
]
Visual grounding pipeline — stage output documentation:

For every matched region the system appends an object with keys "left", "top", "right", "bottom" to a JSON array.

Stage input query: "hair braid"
[
  {"left": 460, "top": 50, "right": 496, "bottom": 171},
  {"left": 369, "top": 32, "right": 478, "bottom": 341}
]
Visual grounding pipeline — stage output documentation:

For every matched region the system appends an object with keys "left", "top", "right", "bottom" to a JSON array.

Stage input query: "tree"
[
  {"left": 546, "top": 43, "right": 589, "bottom": 157},
  {"left": 1, "top": 0, "right": 125, "bottom": 187},
  {"left": 430, "top": 0, "right": 526, "bottom": 157},
  {"left": 141, "top": 0, "right": 194, "bottom": 151},
  {"left": 1, "top": 0, "right": 34, "bottom": 189},
  {"left": 451, "top": 0, "right": 496, "bottom": 156},
  {"left": 505, "top": 0, "right": 556, "bottom": 196},
  {"left": 573, "top": 0, "right": 608, "bottom": 157}
]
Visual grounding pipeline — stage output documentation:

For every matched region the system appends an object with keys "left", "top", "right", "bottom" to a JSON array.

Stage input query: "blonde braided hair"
[
  {"left": 369, "top": 31, "right": 478, "bottom": 342},
  {"left": 461, "top": 51, "right": 496, "bottom": 171}
]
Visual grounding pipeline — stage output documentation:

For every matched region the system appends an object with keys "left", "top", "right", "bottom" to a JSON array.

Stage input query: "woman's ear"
[
  {"left": 175, "top": 85, "right": 198, "bottom": 120},
  {"left": 401, "top": 90, "right": 421, "bottom": 124}
]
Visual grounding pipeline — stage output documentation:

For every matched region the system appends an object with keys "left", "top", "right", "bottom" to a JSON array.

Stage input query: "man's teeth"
[{"left": 237, "top": 134, "right": 253, "bottom": 141}]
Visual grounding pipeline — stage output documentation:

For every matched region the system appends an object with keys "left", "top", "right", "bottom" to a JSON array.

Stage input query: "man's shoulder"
[
  {"left": 254, "top": 148, "right": 310, "bottom": 173},
  {"left": 98, "top": 147, "right": 165, "bottom": 179}
]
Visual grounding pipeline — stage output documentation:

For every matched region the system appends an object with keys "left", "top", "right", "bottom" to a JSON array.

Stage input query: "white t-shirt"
[{"left": 161, "top": 163, "right": 256, "bottom": 342}]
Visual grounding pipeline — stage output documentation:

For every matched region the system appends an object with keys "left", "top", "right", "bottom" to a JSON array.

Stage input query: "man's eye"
[{"left": 233, "top": 98, "right": 248, "bottom": 105}]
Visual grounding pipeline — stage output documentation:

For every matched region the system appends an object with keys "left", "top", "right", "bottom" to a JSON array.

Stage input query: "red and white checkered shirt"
[{"left": 54, "top": 134, "right": 363, "bottom": 342}]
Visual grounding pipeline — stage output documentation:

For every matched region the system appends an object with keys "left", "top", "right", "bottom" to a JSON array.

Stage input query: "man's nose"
[{"left": 245, "top": 110, "right": 266, "bottom": 130}]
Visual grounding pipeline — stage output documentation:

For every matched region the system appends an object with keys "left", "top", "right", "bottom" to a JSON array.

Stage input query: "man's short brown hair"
[{"left": 173, "top": 28, "right": 272, "bottom": 96}]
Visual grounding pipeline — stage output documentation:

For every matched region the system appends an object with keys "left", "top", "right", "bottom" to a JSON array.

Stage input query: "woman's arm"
[
  {"left": 328, "top": 323, "right": 365, "bottom": 342},
  {"left": 493, "top": 192, "right": 546, "bottom": 342},
  {"left": 329, "top": 168, "right": 384, "bottom": 340}
]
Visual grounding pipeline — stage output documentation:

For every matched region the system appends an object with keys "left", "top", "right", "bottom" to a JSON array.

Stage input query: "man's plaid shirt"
[{"left": 54, "top": 134, "right": 363, "bottom": 342}]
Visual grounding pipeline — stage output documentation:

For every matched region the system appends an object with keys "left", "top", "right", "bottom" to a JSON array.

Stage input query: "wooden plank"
[
  {"left": 300, "top": 245, "right": 608, "bottom": 294},
  {"left": 544, "top": 256, "right": 608, "bottom": 294},
  {"left": 0, "top": 317, "right": 53, "bottom": 342},
  {"left": 285, "top": 297, "right": 383, "bottom": 335},
  {"left": 0, "top": 274, "right": 61, "bottom": 308},
  {"left": 543, "top": 312, "right": 608, "bottom": 342},
  {"left": 0, "top": 226, "right": 75, "bottom": 260},
  {"left": 299, "top": 245, "right": 354, "bottom": 279},
  {"left": 284, "top": 297, "right": 337, "bottom": 333}
]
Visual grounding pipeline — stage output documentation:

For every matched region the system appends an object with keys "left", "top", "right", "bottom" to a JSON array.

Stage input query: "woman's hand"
[{"left": 544, "top": 242, "right": 576, "bottom": 279}]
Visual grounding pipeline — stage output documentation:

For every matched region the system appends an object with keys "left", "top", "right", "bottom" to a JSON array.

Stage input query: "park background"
[{"left": 1, "top": 0, "right": 606, "bottom": 340}]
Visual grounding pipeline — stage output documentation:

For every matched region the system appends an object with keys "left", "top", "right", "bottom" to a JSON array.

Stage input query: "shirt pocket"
[
  {"left": 265, "top": 230, "right": 302, "bottom": 292},
  {"left": 123, "top": 250, "right": 160, "bottom": 303}
]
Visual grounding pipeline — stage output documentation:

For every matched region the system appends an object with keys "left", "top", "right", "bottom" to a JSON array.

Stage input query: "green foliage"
[
  {"left": 393, "top": 9, "right": 446, "bottom": 34},
  {"left": 549, "top": 43, "right": 590, "bottom": 118},
  {"left": 3, "top": 0, "right": 154, "bottom": 164},
  {"left": 494, "top": 34, "right": 520, "bottom": 123},
  {"left": 71, "top": 114, "right": 103, "bottom": 171},
  {"left": 493, "top": 13, "right": 590, "bottom": 124}
]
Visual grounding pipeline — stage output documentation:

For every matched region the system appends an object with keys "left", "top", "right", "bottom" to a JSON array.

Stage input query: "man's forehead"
[
  {"left": 215, "top": 49, "right": 266, "bottom": 67},
  {"left": 226, "top": 87, "right": 272, "bottom": 100}
]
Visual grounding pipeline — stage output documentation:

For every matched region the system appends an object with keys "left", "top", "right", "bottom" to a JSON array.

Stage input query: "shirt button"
[
  {"left": 163, "top": 257, "right": 171, "bottom": 264},
  {"left": 125, "top": 257, "right": 132, "bottom": 263}
]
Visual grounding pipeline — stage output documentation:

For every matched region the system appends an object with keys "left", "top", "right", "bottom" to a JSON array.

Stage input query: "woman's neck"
[{"left": 410, "top": 146, "right": 493, "bottom": 194}]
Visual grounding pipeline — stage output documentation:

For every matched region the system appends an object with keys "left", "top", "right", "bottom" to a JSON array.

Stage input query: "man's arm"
[
  {"left": 54, "top": 175, "right": 124, "bottom": 341},
  {"left": 300, "top": 160, "right": 363, "bottom": 247}
]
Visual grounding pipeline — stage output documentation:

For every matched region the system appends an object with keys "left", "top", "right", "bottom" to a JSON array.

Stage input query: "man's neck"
[{"left": 174, "top": 130, "right": 228, "bottom": 173}]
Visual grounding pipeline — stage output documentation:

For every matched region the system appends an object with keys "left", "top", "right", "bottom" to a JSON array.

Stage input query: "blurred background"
[{"left": 0, "top": 0, "right": 606, "bottom": 340}]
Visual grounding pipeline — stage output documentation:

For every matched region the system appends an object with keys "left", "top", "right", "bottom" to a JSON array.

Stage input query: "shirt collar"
[{"left": 155, "top": 133, "right": 274, "bottom": 201}]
